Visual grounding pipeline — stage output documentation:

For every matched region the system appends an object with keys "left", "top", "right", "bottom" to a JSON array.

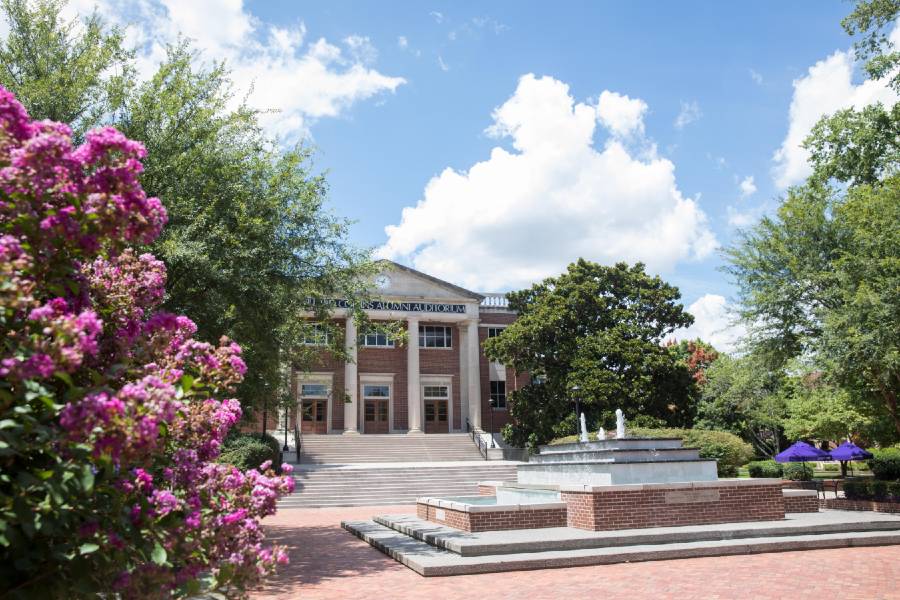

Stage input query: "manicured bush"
[
  {"left": 219, "top": 433, "right": 283, "bottom": 472},
  {"left": 844, "top": 480, "right": 900, "bottom": 502},
  {"left": 747, "top": 459, "right": 784, "bottom": 478},
  {"left": 629, "top": 427, "right": 754, "bottom": 478},
  {"left": 783, "top": 462, "right": 814, "bottom": 481},
  {"left": 868, "top": 448, "right": 900, "bottom": 481}
]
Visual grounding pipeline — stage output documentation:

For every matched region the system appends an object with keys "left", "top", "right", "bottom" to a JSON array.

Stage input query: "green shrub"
[
  {"left": 844, "top": 480, "right": 900, "bottom": 502},
  {"left": 869, "top": 448, "right": 900, "bottom": 481},
  {"left": 783, "top": 462, "right": 813, "bottom": 481},
  {"left": 218, "top": 432, "right": 282, "bottom": 472},
  {"left": 629, "top": 427, "right": 754, "bottom": 478},
  {"left": 747, "top": 459, "right": 783, "bottom": 478}
]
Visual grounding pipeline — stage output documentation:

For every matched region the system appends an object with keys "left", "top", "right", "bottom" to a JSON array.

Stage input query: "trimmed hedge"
[
  {"left": 868, "top": 448, "right": 900, "bottom": 481},
  {"left": 844, "top": 479, "right": 900, "bottom": 502},
  {"left": 218, "top": 432, "right": 282, "bottom": 473},
  {"left": 747, "top": 459, "right": 783, "bottom": 478},
  {"left": 783, "top": 462, "right": 813, "bottom": 481},
  {"left": 629, "top": 427, "right": 754, "bottom": 478}
]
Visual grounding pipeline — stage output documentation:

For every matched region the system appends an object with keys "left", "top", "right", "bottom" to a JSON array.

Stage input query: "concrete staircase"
[
  {"left": 296, "top": 433, "right": 486, "bottom": 464},
  {"left": 277, "top": 434, "right": 520, "bottom": 507},
  {"left": 281, "top": 463, "right": 520, "bottom": 508}
]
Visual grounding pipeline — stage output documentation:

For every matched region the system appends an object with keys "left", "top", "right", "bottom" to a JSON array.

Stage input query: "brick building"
[{"left": 286, "top": 261, "right": 526, "bottom": 436}]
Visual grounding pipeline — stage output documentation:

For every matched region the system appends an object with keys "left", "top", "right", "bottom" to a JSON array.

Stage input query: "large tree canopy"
[
  {"left": 0, "top": 0, "right": 374, "bottom": 415},
  {"left": 726, "top": 0, "right": 900, "bottom": 440},
  {"left": 484, "top": 259, "right": 695, "bottom": 447}
]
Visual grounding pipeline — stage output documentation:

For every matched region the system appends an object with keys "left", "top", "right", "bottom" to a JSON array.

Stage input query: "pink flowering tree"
[{"left": 0, "top": 87, "right": 293, "bottom": 597}]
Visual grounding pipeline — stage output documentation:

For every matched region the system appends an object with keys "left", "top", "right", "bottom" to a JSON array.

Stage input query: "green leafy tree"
[
  {"left": 484, "top": 259, "right": 695, "bottom": 447},
  {"left": 0, "top": 0, "right": 133, "bottom": 138},
  {"left": 695, "top": 353, "right": 787, "bottom": 457},
  {"left": 0, "top": 1, "right": 376, "bottom": 417},
  {"left": 782, "top": 371, "right": 886, "bottom": 444},
  {"left": 727, "top": 2, "right": 900, "bottom": 440}
]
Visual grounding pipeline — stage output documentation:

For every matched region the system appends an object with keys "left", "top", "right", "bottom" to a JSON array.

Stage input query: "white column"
[
  {"left": 458, "top": 324, "right": 469, "bottom": 431},
  {"left": 466, "top": 320, "right": 483, "bottom": 431},
  {"left": 407, "top": 317, "right": 422, "bottom": 434},
  {"left": 343, "top": 317, "right": 359, "bottom": 434}
]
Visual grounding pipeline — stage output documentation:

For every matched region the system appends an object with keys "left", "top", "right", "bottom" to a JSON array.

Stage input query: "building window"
[
  {"left": 360, "top": 331, "right": 395, "bottom": 347},
  {"left": 301, "top": 383, "right": 328, "bottom": 397},
  {"left": 419, "top": 325, "right": 452, "bottom": 348},
  {"left": 487, "top": 327, "right": 505, "bottom": 338},
  {"left": 423, "top": 385, "right": 449, "bottom": 399},
  {"left": 490, "top": 381, "right": 507, "bottom": 409},
  {"left": 302, "top": 323, "right": 330, "bottom": 346},
  {"left": 362, "top": 384, "right": 390, "bottom": 398}
]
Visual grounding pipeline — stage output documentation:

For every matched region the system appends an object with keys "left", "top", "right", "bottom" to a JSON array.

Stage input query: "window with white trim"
[
  {"left": 302, "top": 323, "right": 330, "bottom": 346},
  {"left": 362, "top": 384, "right": 390, "bottom": 398},
  {"left": 359, "top": 331, "right": 395, "bottom": 347},
  {"left": 419, "top": 325, "right": 452, "bottom": 348},
  {"left": 423, "top": 385, "right": 449, "bottom": 399},
  {"left": 487, "top": 327, "right": 505, "bottom": 338},
  {"left": 489, "top": 381, "right": 507, "bottom": 409}
]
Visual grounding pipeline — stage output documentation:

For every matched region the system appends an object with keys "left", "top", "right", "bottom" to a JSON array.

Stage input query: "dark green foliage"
[
  {"left": 747, "top": 460, "right": 784, "bottom": 478},
  {"left": 628, "top": 427, "right": 754, "bottom": 478},
  {"left": 843, "top": 479, "right": 900, "bottom": 501},
  {"left": 0, "top": 1, "right": 380, "bottom": 429},
  {"left": 868, "top": 448, "right": 900, "bottom": 480},
  {"left": 218, "top": 434, "right": 281, "bottom": 472},
  {"left": 783, "top": 462, "right": 814, "bottom": 481},
  {"left": 487, "top": 260, "right": 696, "bottom": 447}
]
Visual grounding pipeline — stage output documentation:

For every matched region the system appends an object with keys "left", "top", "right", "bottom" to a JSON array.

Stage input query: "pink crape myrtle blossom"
[{"left": 0, "top": 86, "right": 292, "bottom": 598}]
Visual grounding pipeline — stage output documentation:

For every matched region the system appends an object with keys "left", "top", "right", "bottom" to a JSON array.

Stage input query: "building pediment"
[{"left": 371, "top": 261, "right": 483, "bottom": 303}]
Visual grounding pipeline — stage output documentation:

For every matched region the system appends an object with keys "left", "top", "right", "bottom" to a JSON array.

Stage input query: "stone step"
[
  {"left": 373, "top": 512, "right": 900, "bottom": 556},
  {"left": 342, "top": 514, "right": 900, "bottom": 576},
  {"left": 528, "top": 448, "right": 701, "bottom": 464},
  {"left": 280, "top": 462, "right": 517, "bottom": 507},
  {"left": 297, "top": 434, "right": 486, "bottom": 464}
]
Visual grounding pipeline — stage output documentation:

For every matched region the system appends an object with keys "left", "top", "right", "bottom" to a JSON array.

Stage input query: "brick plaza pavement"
[{"left": 252, "top": 505, "right": 900, "bottom": 600}]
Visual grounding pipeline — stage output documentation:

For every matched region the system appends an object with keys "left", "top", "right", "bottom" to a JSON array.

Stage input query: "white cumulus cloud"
[
  {"left": 377, "top": 74, "right": 717, "bottom": 291},
  {"left": 62, "top": 0, "right": 405, "bottom": 140},
  {"left": 673, "top": 294, "right": 746, "bottom": 354},
  {"left": 773, "top": 23, "right": 899, "bottom": 189},
  {"left": 596, "top": 91, "right": 648, "bottom": 138}
]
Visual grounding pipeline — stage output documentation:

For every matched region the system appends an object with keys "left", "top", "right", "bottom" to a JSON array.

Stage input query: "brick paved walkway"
[{"left": 252, "top": 505, "right": 900, "bottom": 600}]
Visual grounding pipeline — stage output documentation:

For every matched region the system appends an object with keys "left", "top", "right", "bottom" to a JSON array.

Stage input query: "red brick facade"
[
  {"left": 783, "top": 491, "right": 820, "bottom": 513},
  {"left": 822, "top": 498, "right": 900, "bottom": 514},
  {"left": 417, "top": 501, "right": 568, "bottom": 532},
  {"left": 561, "top": 482, "right": 785, "bottom": 531}
]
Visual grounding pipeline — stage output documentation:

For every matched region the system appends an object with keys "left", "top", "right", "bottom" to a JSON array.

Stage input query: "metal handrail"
[{"left": 467, "top": 418, "right": 489, "bottom": 460}]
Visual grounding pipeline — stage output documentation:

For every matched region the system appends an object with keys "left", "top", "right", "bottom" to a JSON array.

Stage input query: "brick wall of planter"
[
  {"left": 561, "top": 481, "right": 785, "bottom": 531},
  {"left": 784, "top": 493, "right": 819, "bottom": 513},
  {"left": 822, "top": 498, "right": 900, "bottom": 514},
  {"left": 417, "top": 502, "right": 567, "bottom": 532}
]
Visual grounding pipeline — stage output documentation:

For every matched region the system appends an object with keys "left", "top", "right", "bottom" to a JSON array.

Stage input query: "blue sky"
[{"left": 66, "top": 0, "right": 898, "bottom": 350}]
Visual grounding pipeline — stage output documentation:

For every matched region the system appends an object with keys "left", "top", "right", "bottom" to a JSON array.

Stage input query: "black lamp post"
[
  {"left": 261, "top": 381, "right": 269, "bottom": 439},
  {"left": 489, "top": 397, "right": 496, "bottom": 449},
  {"left": 282, "top": 396, "right": 289, "bottom": 452},
  {"left": 570, "top": 384, "right": 581, "bottom": 436}
]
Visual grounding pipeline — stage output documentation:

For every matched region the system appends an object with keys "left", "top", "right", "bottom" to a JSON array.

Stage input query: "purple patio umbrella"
[
  {"left": 829, "top": 441, "right": 873, "bottom": 477},
  {"left": 829, "top": 441, "right": 873, "bottom": 461},
  {"left": 774, "top": 441, "right": 831, "bottom": 463}
]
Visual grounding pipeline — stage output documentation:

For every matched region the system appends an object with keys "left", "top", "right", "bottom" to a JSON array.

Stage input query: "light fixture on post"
[{"left": 570, "top": 384, "right": 581, "bottom": 436}]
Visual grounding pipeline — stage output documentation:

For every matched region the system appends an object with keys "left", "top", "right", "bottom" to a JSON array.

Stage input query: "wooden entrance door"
[
  {"left": 362, "top": 384, "right": 390, "bottom": 434},
  {"left": 423, "top": 384, "right": 450, "bottom": 433},
  {"left": 364, "top": 399, "right": 389, "bottom": 433},
  {"left": 300, "top": 399, "right": 327, "bottom": 434}
]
